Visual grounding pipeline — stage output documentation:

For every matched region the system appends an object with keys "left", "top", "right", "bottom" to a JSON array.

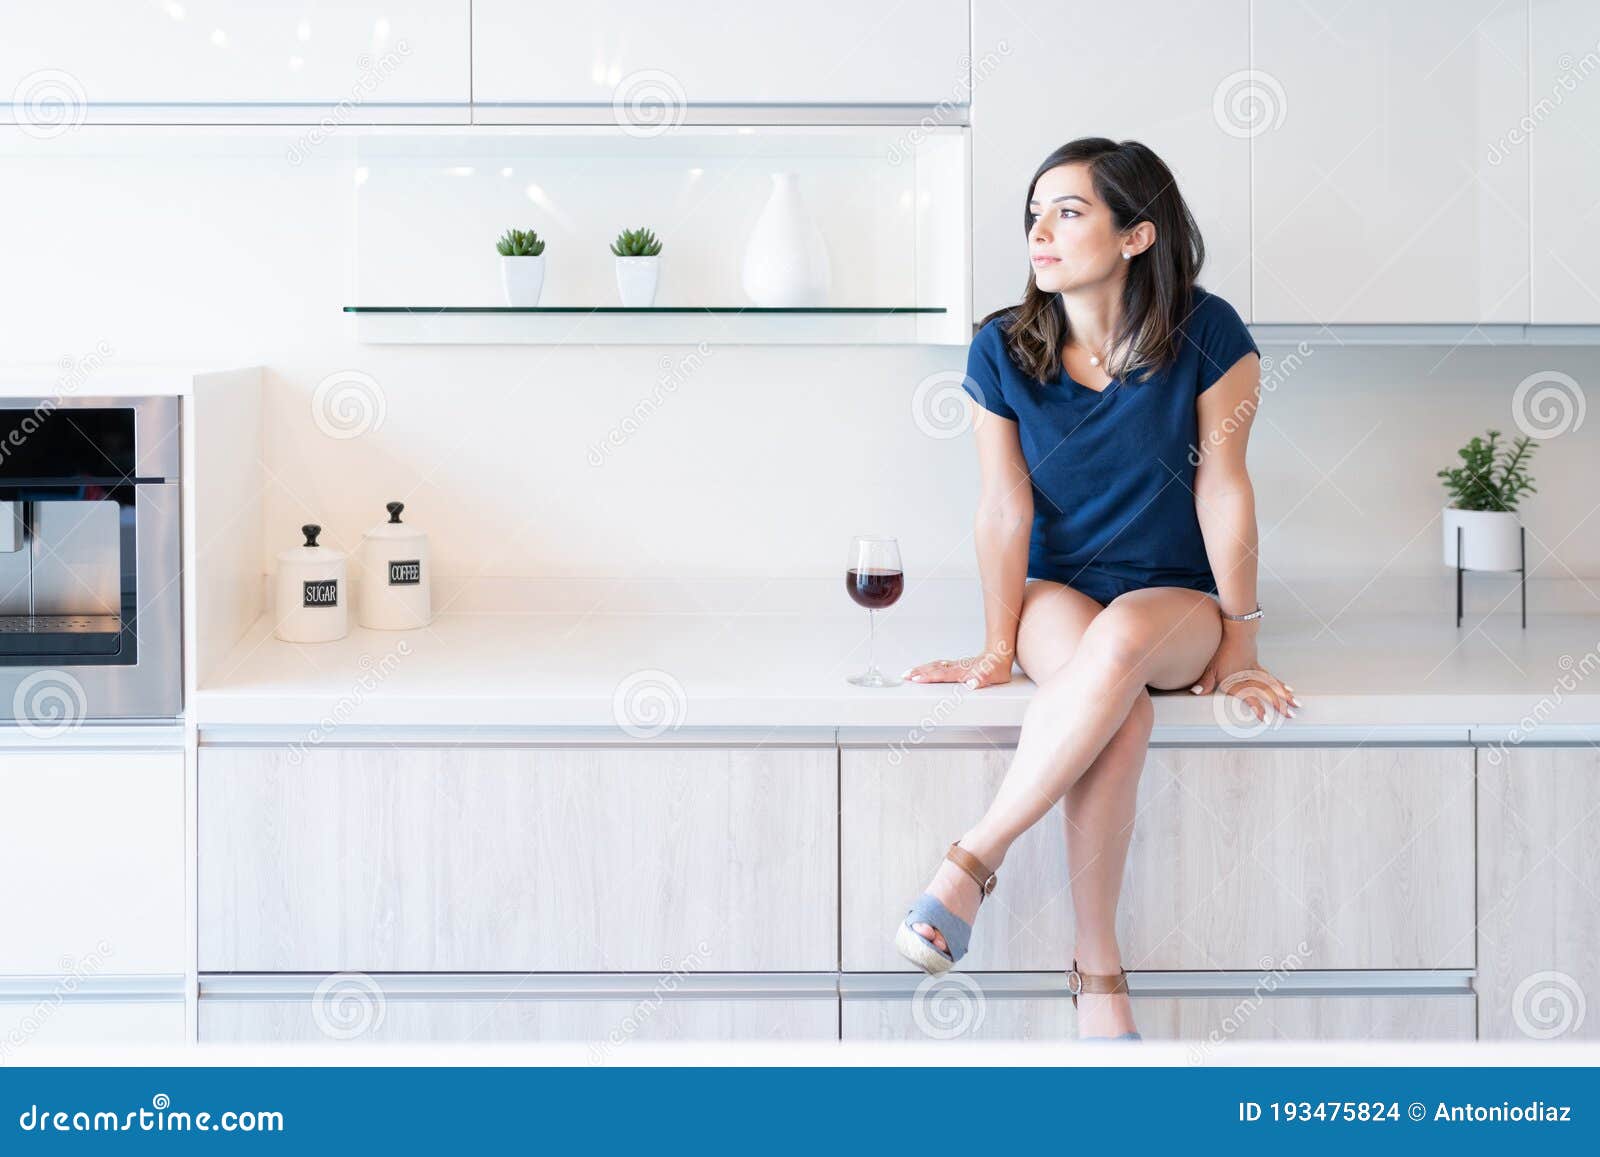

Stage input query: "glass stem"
[{"left": 866, "top": 608, "right": 878, "bottom": 675}]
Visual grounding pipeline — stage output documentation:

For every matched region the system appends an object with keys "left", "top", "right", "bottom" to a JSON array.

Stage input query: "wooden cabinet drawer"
[
  {"left": 1478, "top": 747, "right": 1600, "bottom": 1040},
  {"left": 202, "top": 997, "right": 836, "bottom": 1043},
  {"left": 842, "top": 991, "right": 1474, "bottom": 1042},
  {"left": 198, "top": 975, "right": 837, "bottom": 1043},
  {"left": 199, "top": 744, "right": 836, "bottom": 972},
  {"left": 842, "top": 745, "right": 1474, "bottom": 971}
]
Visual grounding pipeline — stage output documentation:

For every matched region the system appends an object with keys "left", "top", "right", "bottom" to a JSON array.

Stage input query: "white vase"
[
  {"left": 741, "top": 171, "right": 831, "bottom": 307},
  {"left": 500, "top": 254, "right": 545, "bottom": 306},
  {"left": 1442, "top": 506, "right": 1523, "bottom": 571},
  {"left": 615, "top": 255, "right": 660, "bottom": 306}
]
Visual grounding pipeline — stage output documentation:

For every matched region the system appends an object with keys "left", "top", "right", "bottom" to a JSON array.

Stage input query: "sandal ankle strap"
[
  {"left": 945, "top": 841, "right": 998, "bottom": 898},
  {"left": 1065, "top": 959, "right": 1129, "bottom": 1006}
]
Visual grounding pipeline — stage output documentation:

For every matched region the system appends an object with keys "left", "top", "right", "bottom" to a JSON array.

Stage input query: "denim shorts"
[{"left": 1028, "top": 573, "right": 1218, "bottom": 608}]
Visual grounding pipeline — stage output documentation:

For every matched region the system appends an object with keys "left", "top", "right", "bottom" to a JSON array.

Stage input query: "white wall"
[{"left": 2, "top": 129, "right": 1596, "bottom": 594}]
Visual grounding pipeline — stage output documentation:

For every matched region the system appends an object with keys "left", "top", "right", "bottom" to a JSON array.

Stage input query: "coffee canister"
[
  {"left": 357, "top": 501, "right": 431, "bottom": 630},
  {"left": 273, "top": 523, "right": 348, "bottom": 642}
]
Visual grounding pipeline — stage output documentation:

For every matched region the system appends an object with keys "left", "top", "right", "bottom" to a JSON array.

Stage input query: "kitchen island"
[{"left": 187, "top": 577, "right": 1600, "bottom": 1045}]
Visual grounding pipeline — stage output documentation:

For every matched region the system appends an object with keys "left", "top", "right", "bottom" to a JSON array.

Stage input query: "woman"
[{"left": 894, "top": 138, "right": 1297, "bottom": 1041}]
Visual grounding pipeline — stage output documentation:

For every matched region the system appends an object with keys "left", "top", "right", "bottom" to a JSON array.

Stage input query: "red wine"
[{"left": 846, "top": 567, "right": 904, "bottom": 610}]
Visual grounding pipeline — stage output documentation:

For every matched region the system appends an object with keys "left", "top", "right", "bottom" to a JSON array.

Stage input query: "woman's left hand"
[{"left": 1189, "top": 627, "right": 1299, "bottom": 723}]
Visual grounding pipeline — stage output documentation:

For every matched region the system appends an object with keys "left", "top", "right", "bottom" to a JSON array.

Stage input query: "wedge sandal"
[
  {"left": 1067, "top": 958, "right": 1141, "bottom": 1041},
  {"left": 892, "top": 840, "right": 999, "bottom": 974}
]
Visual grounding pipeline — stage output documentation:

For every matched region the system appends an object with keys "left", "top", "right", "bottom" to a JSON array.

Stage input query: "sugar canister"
[{"left": 273, "top": 523, "right": 348, "bottom": 642}]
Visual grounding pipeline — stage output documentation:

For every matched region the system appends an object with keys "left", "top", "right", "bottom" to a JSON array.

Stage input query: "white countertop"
[{"left": 194, "top": 579, "right": 1600, "bottom": 739}]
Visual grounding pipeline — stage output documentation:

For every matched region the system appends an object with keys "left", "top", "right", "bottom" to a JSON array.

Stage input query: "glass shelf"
[{"left": 343, "top": 305, "right": 946, "bottom": 314}]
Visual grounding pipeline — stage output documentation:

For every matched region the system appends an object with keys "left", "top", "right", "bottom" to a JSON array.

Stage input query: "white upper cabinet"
[
  {"left": 970, "top": 0, "right": 1252, "bottom": 324},
  {"left": 1251, "top": 0, "right": 1530, "bottom": 324},
  {"left": 472, "top": 0, "right": 970, "bottom": 112},
  {"left": 1531, "top": 0, "right": 1600, "bottom": 323},
  {"left": 0, "top": 1, "right": 469, "bottom": 121}
]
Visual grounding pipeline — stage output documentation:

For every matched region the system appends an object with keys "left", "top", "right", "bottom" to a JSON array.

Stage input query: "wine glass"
[{"left": 845, "top": 535, "right": 904, "bottom": 687}]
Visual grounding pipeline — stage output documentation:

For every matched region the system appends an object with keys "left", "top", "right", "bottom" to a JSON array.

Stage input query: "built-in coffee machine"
[{"left": 0, "top": 394, "right": 181, "bottom": 721}]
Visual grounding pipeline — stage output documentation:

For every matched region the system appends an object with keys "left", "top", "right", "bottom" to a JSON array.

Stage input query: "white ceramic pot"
[
  {"left": 615, "top": 255, "right": 659, "bottom": 306},
  {"left": 500, "top": 254, "right": 545, "bottom": 306},
  {"left": 357, "top": 501, "right": 432, "bottom": 630},
  {"left": 273, "top": 523, "right": 349, "bottom": 643},
  {"left": 1442, "top": 506, "right": 1523, "bottom": 571},
  {"left": 741, "top": 171, "right": 831, "bottom": 307}
]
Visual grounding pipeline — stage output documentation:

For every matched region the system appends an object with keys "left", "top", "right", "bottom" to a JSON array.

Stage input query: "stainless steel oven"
[{"left": 0, "top": 394, "right": 182, "bottom": 721}]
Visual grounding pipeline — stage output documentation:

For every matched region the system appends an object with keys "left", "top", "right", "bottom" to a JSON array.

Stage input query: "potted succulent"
[
  {"left": 1438, "top": 428, "right": 1537, "bottom": 571},
  {"left": 610, "top": 226, "right": 662, "bottom": 307},
  {"left": 496, "top": 227, "right": 546, "bottom": 306}
]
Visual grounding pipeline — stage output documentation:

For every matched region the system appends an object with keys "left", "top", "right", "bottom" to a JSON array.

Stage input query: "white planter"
[
  {"left": 1442, "top": 506, "right": 1523, "bottom": 571},
  {"left": 500, "top": 254, "right": 545, "bottom": 306},
  {"left": 614, "top": 255, "right": 660, "bottom": 307},
  {"left": 741, "top": 171, "right": 831, "bottom": 307}
]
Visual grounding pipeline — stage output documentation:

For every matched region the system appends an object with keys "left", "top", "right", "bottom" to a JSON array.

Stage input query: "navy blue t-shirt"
[{"left": 962, "top": 287, "right": 1259, "bottom": 605}]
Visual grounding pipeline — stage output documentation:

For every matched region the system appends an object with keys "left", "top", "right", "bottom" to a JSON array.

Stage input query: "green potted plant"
[
  {"left": 1438, "top": 428, "right": 1537, "bottom": 571},
  {"left": 496, "top": 227, "right": 546, "bottom": 306},
  {"left": 610, "top": 226, "right": 662, "bottom": 306}
]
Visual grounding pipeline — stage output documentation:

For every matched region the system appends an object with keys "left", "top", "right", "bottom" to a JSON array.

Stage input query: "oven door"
[{"left": 0, "top": 480, "right": 181, "bottom": 723}]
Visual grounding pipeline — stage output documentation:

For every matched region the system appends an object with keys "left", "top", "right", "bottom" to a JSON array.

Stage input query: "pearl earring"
[{"left": 1121, "top": 252, "right": 1131, "bottom": 260}]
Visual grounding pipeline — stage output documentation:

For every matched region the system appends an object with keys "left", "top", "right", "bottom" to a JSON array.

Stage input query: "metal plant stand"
[{"left": 1456, "top": 524, "right": 1526, "bottom": 629}]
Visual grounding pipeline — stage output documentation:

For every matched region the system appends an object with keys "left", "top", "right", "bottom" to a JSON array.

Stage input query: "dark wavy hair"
[{"left": 980, "top": 137, "right": 1204, "bottom": 385}]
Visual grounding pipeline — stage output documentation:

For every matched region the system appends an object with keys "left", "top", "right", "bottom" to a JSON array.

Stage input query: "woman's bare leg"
[
  {"left": 1062, "top": 686, "right": 1153, "bottom": 1036},
  {"left": 964, "top": 585, "right": 1219, "bottom": 857},
  {"left": 1012, "top": 583, "right": 1162, "bottom": 1035},
  {"left": 912, "top": 586, "right": 1220, "bottom": 976},
  {"left": 911, "top": 580, "right": 1099, "bottom": 947}
]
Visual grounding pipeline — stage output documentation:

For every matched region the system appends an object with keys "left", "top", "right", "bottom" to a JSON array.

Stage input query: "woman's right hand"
[{"left": 903, "top": 645, "right": 1014, "bottom": 689}]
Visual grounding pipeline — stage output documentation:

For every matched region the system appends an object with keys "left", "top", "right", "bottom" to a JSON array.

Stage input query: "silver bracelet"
[{"left": 1219, "top": 603, "right": 1263, "bottom": 622}]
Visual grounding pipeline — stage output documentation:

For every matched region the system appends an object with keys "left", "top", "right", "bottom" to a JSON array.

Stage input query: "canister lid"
[
  {"left": 363, "top": 501, "right": 427, "bottom": 542},
  {"left": 277, "top": 522, "right": 347, "bottom": 562}
]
